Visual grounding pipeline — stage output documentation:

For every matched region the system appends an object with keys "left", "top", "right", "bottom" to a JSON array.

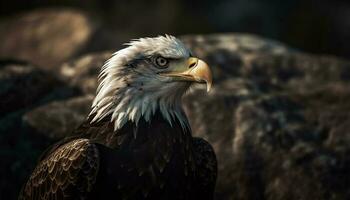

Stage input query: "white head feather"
[{"left": 89, "top": 35, "right": 191, "bottom": 130}]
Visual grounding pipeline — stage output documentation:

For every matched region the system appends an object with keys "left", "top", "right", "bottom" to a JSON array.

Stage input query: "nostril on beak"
[
  {"left": 189, "top": 61, "right": 197, "bottom": 69},
  {"left": 188, "top": 57, "right": 199, "bottom": 69}
]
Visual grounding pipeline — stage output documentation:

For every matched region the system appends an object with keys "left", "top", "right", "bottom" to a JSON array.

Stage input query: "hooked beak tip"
[{"left": 206, "top": 81, "right": 212, "bottom": 92}]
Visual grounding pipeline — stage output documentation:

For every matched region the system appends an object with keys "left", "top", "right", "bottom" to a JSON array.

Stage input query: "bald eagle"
[{"left": 19, "top": 35, "right": 217, "bottom": 200}]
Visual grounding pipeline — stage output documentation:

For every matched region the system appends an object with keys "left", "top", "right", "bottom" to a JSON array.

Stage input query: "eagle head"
[{"left": 89, "top": 35, "right": 212, "bottom": 130}]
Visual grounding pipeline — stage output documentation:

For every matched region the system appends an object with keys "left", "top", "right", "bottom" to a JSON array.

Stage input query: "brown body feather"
[{"left": 19, "top": 110, "right": 217, "bottom": 200}]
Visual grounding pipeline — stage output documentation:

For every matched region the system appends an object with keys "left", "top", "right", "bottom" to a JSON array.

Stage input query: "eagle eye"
[{"left": 154, "top": 56, "right": 169, "bottom": 68}]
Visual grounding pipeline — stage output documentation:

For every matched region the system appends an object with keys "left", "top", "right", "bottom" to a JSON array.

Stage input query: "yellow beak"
[{"left": 161, "top": 57, "right": 213, "bottom": 92}]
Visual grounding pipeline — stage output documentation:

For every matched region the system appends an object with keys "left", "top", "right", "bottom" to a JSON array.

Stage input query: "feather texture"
[
  {"left": 19, "top": 139, "right": 99, "bottom": 200},
  {"left": 89, "top": 35, "right": 191, "bottom": 130}
]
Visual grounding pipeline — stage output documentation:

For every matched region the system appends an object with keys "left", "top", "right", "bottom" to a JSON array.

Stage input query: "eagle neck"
[
  {"left": 86, "top": 109, "right": 192, "bottom": 149},
  {"left": 89, "top": 84, "right": 190, "bottom": 132}
]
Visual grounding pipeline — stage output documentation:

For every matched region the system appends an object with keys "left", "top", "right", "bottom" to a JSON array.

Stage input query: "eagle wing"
[
  {"left": 192, "top": 137, "right": 217, "bottom": 199},
  {"left": 19, "top": 138, "right": 99, "bottom": 200}
]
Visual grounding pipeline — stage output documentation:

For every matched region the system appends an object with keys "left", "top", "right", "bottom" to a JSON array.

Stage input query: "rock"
[
  {"left": 0, "top": 60, "right": 81, "bottom": 200},
  {"left": 0, "top": 114, "right": 54, "bottom": 200},
  {"left": 0, "top": 60, "right": 60, "bottom": 116},
  {"left": 181, "top": 34, "right": 350, "bottom": 92},
  {"left": 181, "top": 33, "right": 291, "bottom": 83},
  {"left": 183, "top": 80, "right": 257, "bottom": 199},
  {"left": 184, "top": 82, "right": 350, "bottom": 200},
  {"left": 0, "top": 9, "right": 118, "bottom": 70},
  {"left": 294, "top": 83, "right": 350, "bottom": 151},
  {"left": 231, "top": 90, "right": 350, "bottom": 200},
  {"left": 240, "top": 53, "right": 350, "bottom": 91},
  {"left": 181, "top": 34, "right": 350, "bottom": 199},
  {"left": 181, "top": 33, "right": 290, "bottom": 56},
  {"left": 59, "top": 51, "right": 112, "bottom": 94},
  {"left": 23, "top": 95, "right": 94, "bottom": 139}
]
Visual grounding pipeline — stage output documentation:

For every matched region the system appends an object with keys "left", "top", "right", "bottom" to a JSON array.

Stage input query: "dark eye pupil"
[{"left": 156, "top": 57, "right": 167, "bottom": 66}]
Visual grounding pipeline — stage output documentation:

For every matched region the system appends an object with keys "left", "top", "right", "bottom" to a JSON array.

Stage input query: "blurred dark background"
[
  {"left": 1, "top": 0, "right": 350, "bottom": 58},
  {"left": 2, "top": 1, "right": 350, "bottom": 200}
]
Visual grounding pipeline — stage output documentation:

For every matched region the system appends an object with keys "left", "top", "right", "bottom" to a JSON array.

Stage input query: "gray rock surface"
[
  {"left": 181, "top": 34, "right": 350, "bottom": 199},
  {"left": 23, "top": 95, "right": 94, "bottom": 139},
  {"left": 183, "top": 84, "right": 350, "bottom": 199},
  {"left": 0, "top": 60, "right": 60, "bottom": 115},
  {"left": 0, "top": 60, "right": 80, "bottom": 200},
  {"left": 59, "top": 52, "right": 111, "bottom": 94}
]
